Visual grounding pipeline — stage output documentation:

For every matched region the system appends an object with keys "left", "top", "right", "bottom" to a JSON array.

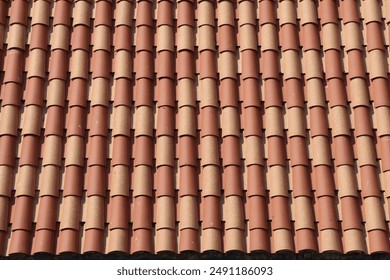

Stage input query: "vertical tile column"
[
  {"left": 280, "top": 0, "right": 317, "bottom": 252},
  {"left": 0, "top": 0, "right": 27, "bottom": 255},
  {"left": 239, "top": 0, "right": 269, "bottom": 252},
  {"left": 370, "top": 0, "right": 390, "bottom": 251},
  {"left": 107, "top": 0, "right": 133, "bottom": 254},
  {"left": 131, "top": 0, "right": 154, "bottom": 253},
  {"left": 198, "top": 0, "right": 222, "bottom": 253},
  {"left": 9, "top": 0, "right": 45, "bottom": 255},
  {"left": 177, "top": 0, "right": 199, "bottom": 253},
  {"left": 260, "top": 0, "right": 293, "bottom": 253},
  {"left": 155, "top": 0, "right": 176, "bottom": 253},
  {"left": 58, "top": 0, "right": 91, "bottom": 254},
  {"left": 300, "top": 0, "right": 341, "bottom": 253},
  {"left": 358, "top": 0, "right": 390, "bottom": 253},
  {"left": 0, "top": 0, "right": 10, "bottom": 255},
  {"left": 33, "top": 0, "right": 70, "bottom": 254},
  {"left": 218, "top": 0, "right": 245, "bottom": 252},
  {"left": 320, "top": 0, "right": 365, "bottom": 253},
  {"left": 0, "top": 0, "right": 7, "bottom": 78},
  {"left": 83, "top": 0, "right": 112, "bottom": 254}
]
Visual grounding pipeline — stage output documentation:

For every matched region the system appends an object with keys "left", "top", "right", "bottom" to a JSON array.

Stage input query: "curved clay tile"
[
  {"left": 198, "top": 1, "right": 215, "bottom": 27},
  {"left": 363, "top": 0, "right": 383, "bottom": 24},
  {"left": 326, "top": 79, "right": 347, "bottom": 108},
  {"left": 135, "top": 1, "right": 153, "bottom": 28},
  {"left": 51, "top": 25, "right": 70, "bottom": 50},
  {"left": 29, "top": 25, "right": 49, "bottom": 51},
  {"left": 53, "top": 0, "right": 71, "bottom": 26},
  {"left": 114, "top": 26, "right": 132, "bottom": 51},
  {"left": 368, "top": 49, "right": 388, "bottom": 80},
  {"left": 281, "top": 24, "right": 299, "bottom": 51},
  {"left": 156, "top": 106, "right": 175, "bottom": 136},
  {"left": 9, "top": 0, "right": 28, "bottom": 26},
  {"left": 238, "top": 1, "right": 256, "bottom": 27},
  {"left": 261, "top": 51, "right": 279, "bottom": 79},
  {"left": 48, "top": 50, "right": 68, "bottom": 81},
  {"left": 259, "top": 0, "right": 276, "bottom": 26},
  {"left": 242, "top": 78, "right": 260, "bottom": 108},
  {"left": 243, "top": 107, "right": 261, "bottom": 136},
  {"left": 319, "top": 0, "right": 339, "bottom": 25},
  {"left": 353, "top": 106, "right": 373, "bottom": 137},
  {"left": 302, "top": 24, "right": 321, "bottom": 51},
  {"left": 94, "top": 1, "right": 112, "bottom": 27},
  {"left": 71, "top": 25, "right": 91, "bottom": 51},
  {"left": 333, "top": 135, "right": 355, "bottom": 166},
  {"left": 73, "top": 0, "right": 92, "bottom": 27},
  {"left": 198, "top": 26, "right": 217, "bottom": 52},
  {"left": 8, "top": 24, "right": 27, "bottom": 50},
  {"left": 114, "top": 78, "right": 133, "bottom": 107},
  {"left": 0, "top": 141, "right": 15, "bottom": 167},
  {"left": 239, "top": 24, "right": 257, "bottom": 51},
  {"left": 31, "top": 1, "right": 50, "bottom": 26},
  {"left": 366, "top": 22, "right": 385, "bottom": 51},
  {"left": 93, "top": 26, "right": 112, "bottom": 52},
  {"left": 199, "top": 51, "right": 217, "bottom": 79},
  {"left": 155, "top": 166, "right": 175, "bottom": 197},
  {"left": 0, "top": 106, "right": 19, "bottom": 136},
  {"left": 340, "top": 0, "right": 359, "bottom": 24},
  {"left": 299, "top": 0, "right": 318, "bottom": 25},
  {"left": 218, "top": 25, "right": 236, "bottom": 52},
  {"left": 177, "top": 51, "right": 195, "bottom": 79},
  {"left": 115, "top": 0, "right": 132, "bottom": 27},
  {"left": 347, "top": 51, "right": 366, "bottom": 79},
  {"left": 217, "top": 1, "right": 235, "bottom": 27},
  {"left": 156, "top": 1, "right": 173, "bottom": 27},
  {"left": 241, "top": 50, "right": 258, "bottom": 79},
  {"left": 177, "top": 1, "right": 194, "bottom": 27}
]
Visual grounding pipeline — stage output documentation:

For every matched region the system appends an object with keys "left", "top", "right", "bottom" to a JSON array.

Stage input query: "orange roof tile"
[{"left": 1, "top": 0, "right": 390, "bottom": 257}]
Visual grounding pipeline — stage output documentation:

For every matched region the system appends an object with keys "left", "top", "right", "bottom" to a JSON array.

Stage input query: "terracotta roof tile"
[{"left": 2, "top": 0, "right": 390, "bottom": 256}]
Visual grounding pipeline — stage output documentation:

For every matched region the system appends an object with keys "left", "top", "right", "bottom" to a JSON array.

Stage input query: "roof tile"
[{"left": 2, "top": 0, "right": 390, "bottom": 256}]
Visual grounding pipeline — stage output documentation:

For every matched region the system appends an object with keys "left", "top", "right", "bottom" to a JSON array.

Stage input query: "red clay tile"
[
  {"left": 71, "top": 25, "right": 91, "bottom": 51},
  {"left": 178, "top": 165, "right": 198, "bottom": 196},
  {"left": 177, "top": 51, "right": 195, "bottom": 80},
  {"left": 302, "top": 24, "right": 321, "bottom": 51},
  {"left": 199, "top": 50, "right": 217, "bottom": 80},
  {"left": 241, "top": 50, "right": 259, "bottom": 79},
  {"left": 372, "top": 78, "right": 390, "bottom": 107},
  {"left": 0, "top": 134, "right": 16, "bottom": 162},
  {"left": 134, "top": 79, "right": 153, "bottom": 107},
  {"left": 200, "top": 106, "right": 219, "bottom": 137},
  {"left": 9, "top": 0, "right": 28, "bottom": 26},
  {"left": 341, "top": 196, "right": 363, "bottom": 230},
  {"left": 347, "top": 50, "right": 366, "bottom": 79},
  {"left": 327, "top": 78, "right": 348, "bottom": 107},
  {"left": 157, "top": 51, "right": 174, "bottom": 79},
  {"left": 366, "top": 22, "right": 386, "bottom": 51},
  {"left": 354, "top": 106, "right": 373, "bottom": 137},
  {"left": 53, "top": 0, "right": 71, "bottom": 26},
  {"left": 259, "top": 0, "right": 276, "bottom": 26},
  {"left": 218, "top": 25, "right": 236, "bottom": 53},
  {"left": 333, "top": 136, "right": 354, "bottom": 166},
  {"left": 45, "top": 106, "right": 64, "bottom": 136},
  {"left": 319, "top": 0, "right": 339, "bottom": 25},
  {"left": 280, "top": 24, "right": 299, "bottom": 51},
  {"left": 29, "top": 25, "right": 49, "bottom": 51},
  {"left": 261, "top": 51, "right": 280, "bottom": 79},
  {"left": 49, "top": 50, "right": 68, "bottom": 81},
  {"left": 177, "top": 1, "right": 194, "bottom": 27}
]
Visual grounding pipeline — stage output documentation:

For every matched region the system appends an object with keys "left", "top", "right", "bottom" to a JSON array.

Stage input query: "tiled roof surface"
[{"left": 1, "top": 0, "right": 390, "bottom": 256}]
